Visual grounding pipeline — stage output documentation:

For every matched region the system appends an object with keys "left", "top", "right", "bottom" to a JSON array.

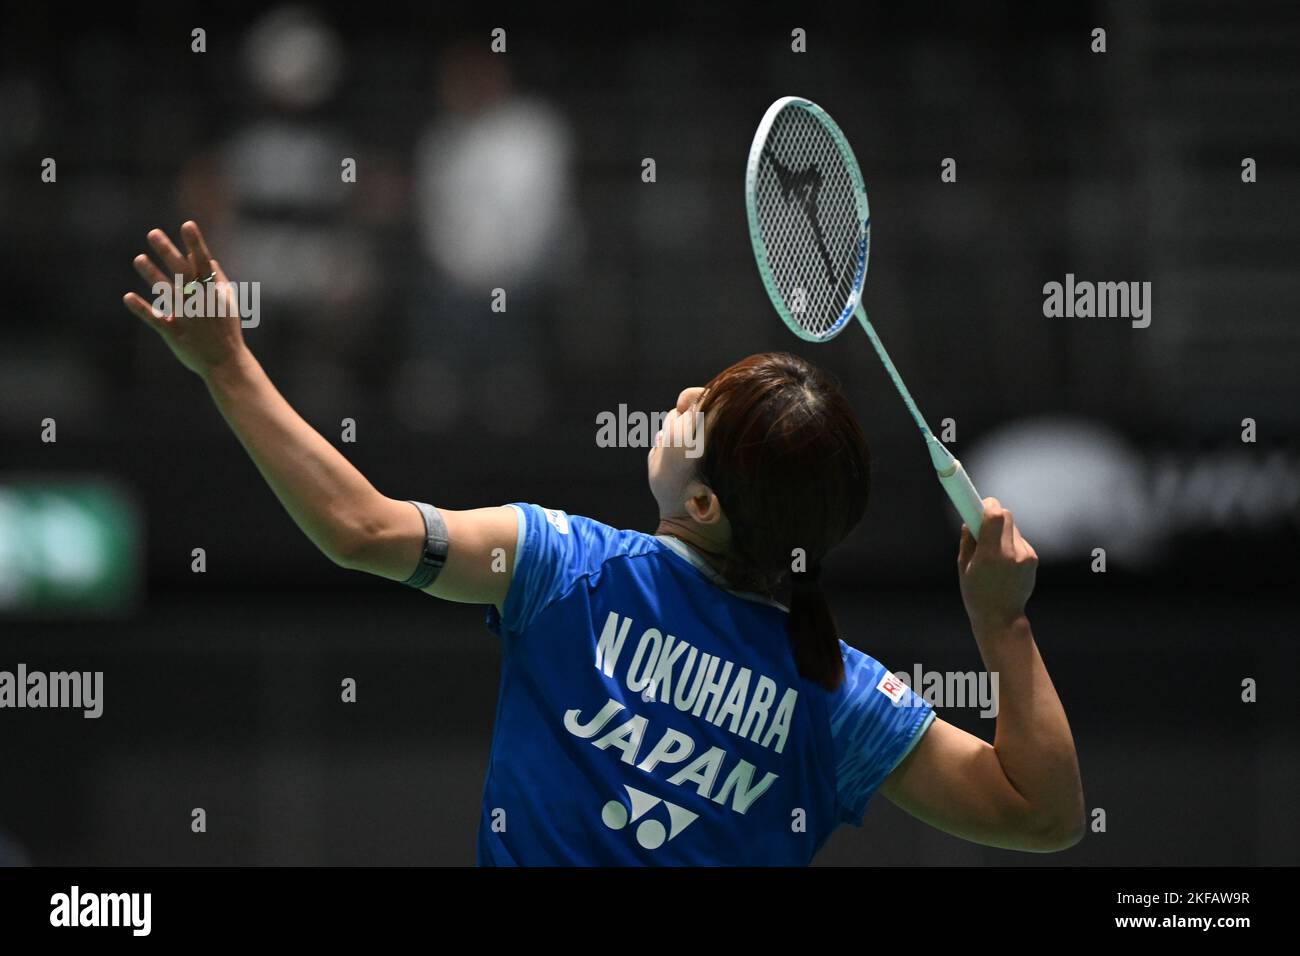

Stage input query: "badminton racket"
[{"left": 745, "top": 95, "right": 985, "bottom": 539}]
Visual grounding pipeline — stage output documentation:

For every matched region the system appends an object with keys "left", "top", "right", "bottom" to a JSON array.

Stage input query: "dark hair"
[{"left": 696, "top": 352, "right": 871, "bottom": 691}]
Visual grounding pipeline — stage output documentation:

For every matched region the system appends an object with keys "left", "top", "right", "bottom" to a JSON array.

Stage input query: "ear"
[{"left": 684, "top": 480, "right": 725, "bottom": 526}]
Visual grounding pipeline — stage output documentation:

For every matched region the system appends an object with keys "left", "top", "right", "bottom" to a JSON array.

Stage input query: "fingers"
[
  {"left": 1010, "top": 509, "right": 1037, "bottom": 563},
  {"left": 958, "top": 524, "right": 976, "bottom": 567},
  {"left": 1000, "top": 503, "right": 1017, "bottom": 553},
  {"left": 180, "top": 220, "right": 214, "bottom": 279},
  {"left": 122, "top": 292, "right": 170, "bottom": 331},
  {"left": 983, "top": 498, "right": 1014, "bottom": 550},
  {"left": 971, "top": 497, "right": 1032, "bottom": 559},
  {"left": 132, "top": 224, "right": 222, "bottom": 323},
  {"left": 977, "top": 498, "right": 1005, "bottom": 550},
  {"left": 993, "top": 504, "right": 1035, "bottom": 562},
  {"left": 147, "top": 228, "right": 191, "bottom": 280},
  {"left": 127, "top": 223, "right": 218, "bottom": 335},
  {"left": 976, "top": 496, "right": 1038, "bottom": 564},
  {"left": 133, "top": 253, "right": 171, "bottom": 292}
]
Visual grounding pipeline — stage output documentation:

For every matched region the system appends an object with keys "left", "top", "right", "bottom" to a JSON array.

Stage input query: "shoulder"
[
  {"left": 828, "top": 641, "right": 903, "bottom": 708},
  {"left": 492, "top": 504, "right": 664, "bottom": 636},
  {"left": 827, "top": 640, "right": 926, "bottom": 735},
  {"left": 511, "top": 504, "right": 661, "bottom": 571}
]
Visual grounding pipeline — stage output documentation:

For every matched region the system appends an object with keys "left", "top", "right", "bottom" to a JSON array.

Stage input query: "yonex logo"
[
  {"left": 543, "top": 508, "right": 570, "bottom": 534},
  {"left": 601, "top": 785, "right": 699, "bottom": 850}
]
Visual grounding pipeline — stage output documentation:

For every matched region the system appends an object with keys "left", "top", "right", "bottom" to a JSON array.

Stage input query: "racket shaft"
[
  {"left": 853, "top": 305, "right": 931, "bottom": 436},
  {"left": 852, "top": 306, "right": 984, "bottom": 537}
]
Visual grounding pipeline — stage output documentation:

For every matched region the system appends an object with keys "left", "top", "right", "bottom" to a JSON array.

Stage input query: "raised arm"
[
  {"left": 878, "top": 499, "right": 1085, "bottom": 852},
  {"left": 123, "top": 221, "right": 516, "bottom": 609}
]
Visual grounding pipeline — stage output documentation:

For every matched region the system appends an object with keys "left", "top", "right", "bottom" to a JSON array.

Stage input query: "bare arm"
[
  {"left": 879, "top": 500, "right": 1085, "bottom": 852},
  {"left": 123, "top": 221, "right": 516, "bottom": 609}
]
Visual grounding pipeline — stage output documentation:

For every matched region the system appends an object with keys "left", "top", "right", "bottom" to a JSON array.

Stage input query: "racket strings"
[{"left": 755, "top": 107, "right": 864, "bottom": 339}]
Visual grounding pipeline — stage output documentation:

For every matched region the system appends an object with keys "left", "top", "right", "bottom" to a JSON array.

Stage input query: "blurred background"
[{"left": 1, "top": 0, "right": 1297, "bottom": 865}]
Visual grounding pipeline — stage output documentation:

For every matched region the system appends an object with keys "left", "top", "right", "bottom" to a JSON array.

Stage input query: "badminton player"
[{"left": 124, "top": 221, "right": 1084, "bottom": 865}]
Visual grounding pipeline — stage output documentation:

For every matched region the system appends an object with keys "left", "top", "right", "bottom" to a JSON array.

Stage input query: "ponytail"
[{"left": 787, "top": 565, "right": 845, "bottom": 691}]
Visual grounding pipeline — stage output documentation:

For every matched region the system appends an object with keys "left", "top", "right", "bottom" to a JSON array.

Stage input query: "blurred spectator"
[
  {"left": 179, "top": 6, "right": 384, "bottom": 415},
  {"left": 398, "top": 40, "right": 578, "bottom": 437}
]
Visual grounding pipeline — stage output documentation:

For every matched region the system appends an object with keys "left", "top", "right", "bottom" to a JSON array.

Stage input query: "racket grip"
[{"left": 927, "top": 438, "right": 985, "bottom": 540}]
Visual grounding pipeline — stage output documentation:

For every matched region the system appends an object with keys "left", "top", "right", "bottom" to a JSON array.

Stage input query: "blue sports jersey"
[{"left": 478, "top": 503, "right": 935, "bottom": 865}]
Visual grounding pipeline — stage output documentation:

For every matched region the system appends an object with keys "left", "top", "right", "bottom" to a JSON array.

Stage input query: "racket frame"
[
  {"left": 746, "top": 95, "right": 985, "bottom": 538},
  {"left": 745, "top": 96, "right": 870, "bottom": 344}
]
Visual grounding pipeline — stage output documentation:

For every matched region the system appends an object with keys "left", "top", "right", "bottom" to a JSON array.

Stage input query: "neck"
[{"left": 654, "top": 517, "right": 730, "bottom": 577}]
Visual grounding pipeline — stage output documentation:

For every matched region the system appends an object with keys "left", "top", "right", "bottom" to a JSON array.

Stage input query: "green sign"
[{"left": 0, "top": 481, "right": 141, "bottom": 614}]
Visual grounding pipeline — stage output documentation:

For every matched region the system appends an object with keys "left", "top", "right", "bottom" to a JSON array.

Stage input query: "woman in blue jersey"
[{"left": 124, "top": 222, "right": 1085, "bottom": 865}]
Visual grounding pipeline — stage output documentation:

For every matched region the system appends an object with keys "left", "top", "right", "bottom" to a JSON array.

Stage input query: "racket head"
[{"left": 745, "top": 96, "right": 871, "bottom": 343}]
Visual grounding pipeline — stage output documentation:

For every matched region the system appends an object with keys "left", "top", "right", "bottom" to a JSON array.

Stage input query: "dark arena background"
[{"left": 0, "top": 0, "right": 1296, "bottom": 903}]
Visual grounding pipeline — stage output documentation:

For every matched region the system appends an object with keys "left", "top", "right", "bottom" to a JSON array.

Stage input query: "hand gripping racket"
[{"left": 745, "top": 95, "right": 985, "bottom": 539}]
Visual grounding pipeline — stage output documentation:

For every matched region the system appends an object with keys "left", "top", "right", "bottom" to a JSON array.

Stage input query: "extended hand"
[{"left": 122, "top": 221, "right": 247, "bottom": 378}]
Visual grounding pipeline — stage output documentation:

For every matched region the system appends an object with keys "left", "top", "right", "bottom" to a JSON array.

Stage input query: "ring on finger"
[{"left": 182, "top": 272, "right": 217, "bottom": 295}]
